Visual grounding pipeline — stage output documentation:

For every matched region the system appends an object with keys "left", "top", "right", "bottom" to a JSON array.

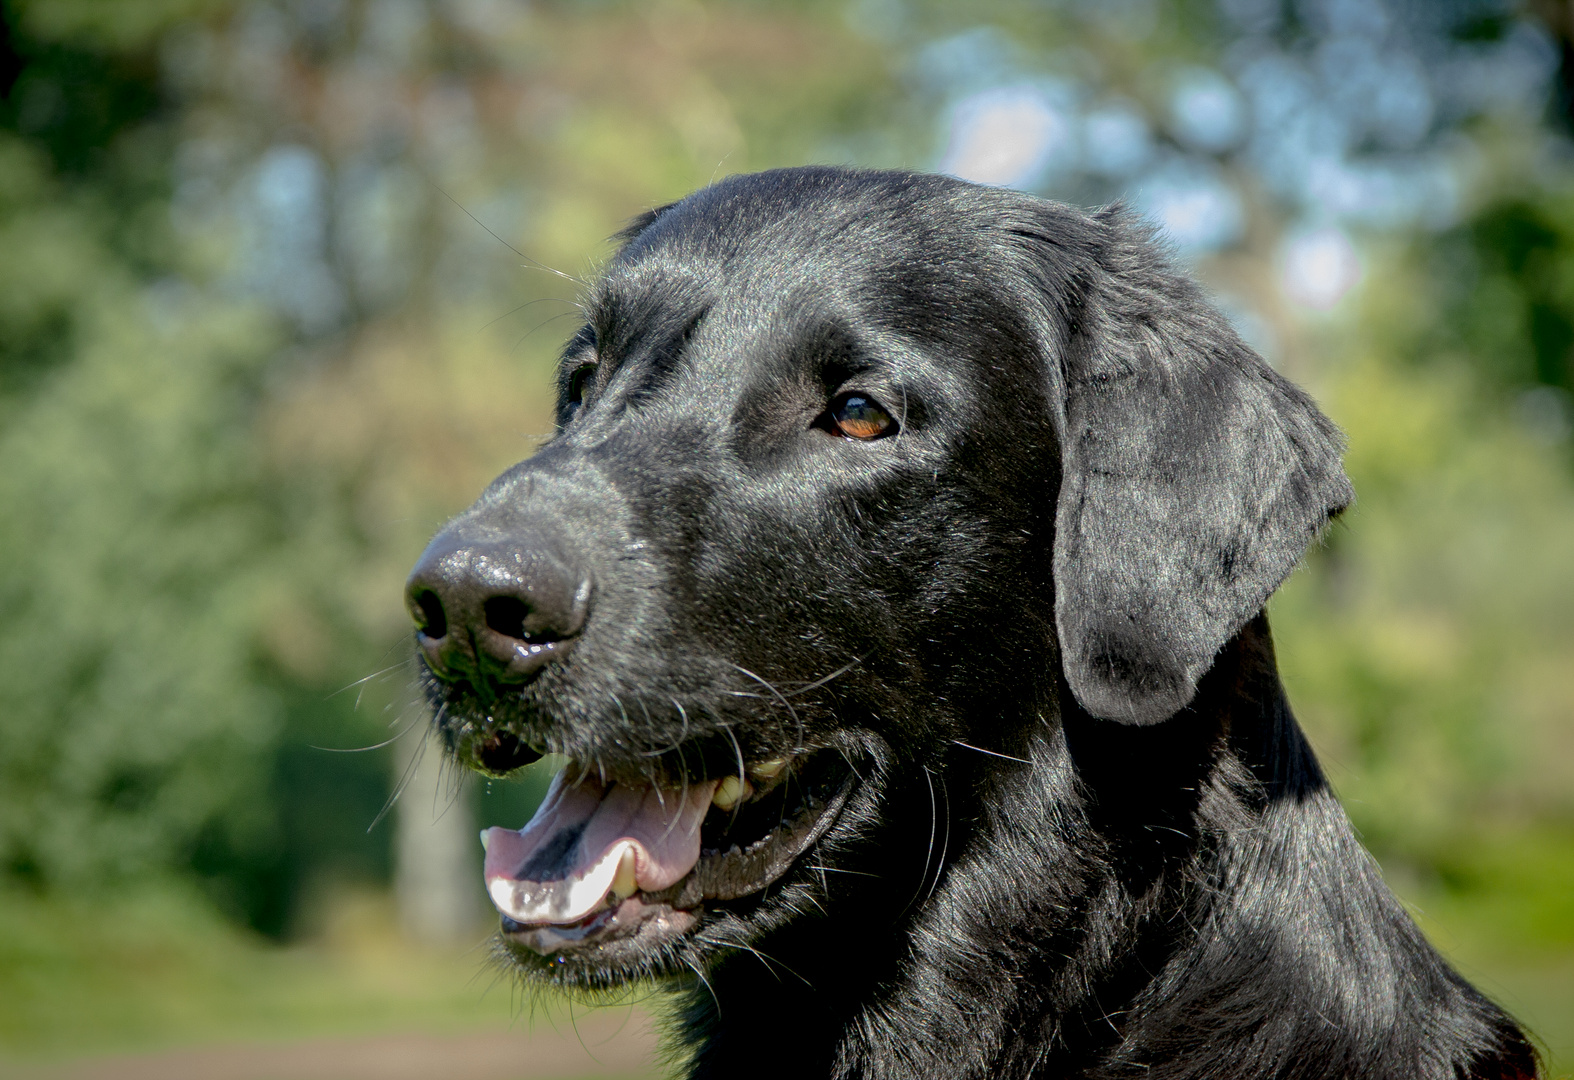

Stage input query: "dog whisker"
[
  {"left": 923, "top": 771, "right": 950, "bottom": 908},
  {"left": 476, "top": 294, "right": 579, "bottom": 333},
  {"left": 794, "top": 888, "right": 828, "bottom": 917},
  {"left": 610, "top": 691, "right": 633, "bottom": 731},
  {"left": 729, "top": 663, "right": 802, "bottom": 744},
  {"left": 634, "top": 697, "right": 678, "bottom": 760},
  {"left": 327, "top": 662, "right": 405, "bottom": 701},
  {"left": 683, "top": 956, "right": 721, "bottom": 1019},
  {"left": 433, "top": 750, "right": 469, "bottom": 821},
  {"left": 672, "top": 697, "right": 692, "bottom": 745},
  {"left": 310, "top": 711, "right": 422, "bottom": 754},
  {"left": 695, "top": 934, "right": 812, "bottom": 988},
  {"left": 781, "top": 655, "right": 866, "bottom": 698},
  {"left": 367, "top": 709, "right": 434, "bottom": 833},
  {"left": 952, "top": 740, "right": 1035, "bottom": 766},
  {"left": 435, "top": 184, "right": 583, "bottom": 286},
  {"left": 723, "top": 725, "right": 749, "bottom": 830},
  {"left": 835, "top": 744, "right": 867, "bottom": 784},
  {"left": 514, "top": 309, "right": 587, "bottom": 352},
  {"left": 904, "top": 765, "right": 941, "bottom": 916}
]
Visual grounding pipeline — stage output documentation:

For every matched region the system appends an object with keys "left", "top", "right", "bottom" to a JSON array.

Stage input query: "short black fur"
[{"left": 410, "top": 168, "right": 1539, "bottom": 1079}]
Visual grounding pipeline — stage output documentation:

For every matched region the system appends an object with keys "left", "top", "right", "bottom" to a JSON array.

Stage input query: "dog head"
[{"left": 404, "top": 167, "right": 1351, "bottom": 986}]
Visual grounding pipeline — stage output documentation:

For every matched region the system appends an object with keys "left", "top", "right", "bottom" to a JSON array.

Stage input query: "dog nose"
[{"left": 405, "top": 527, "right": 590, "bottom": 695}]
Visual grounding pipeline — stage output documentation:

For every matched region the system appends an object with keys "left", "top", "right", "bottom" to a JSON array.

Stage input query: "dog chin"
[{"left": 483, "top": 747, "right": 860, "bottom": 982}]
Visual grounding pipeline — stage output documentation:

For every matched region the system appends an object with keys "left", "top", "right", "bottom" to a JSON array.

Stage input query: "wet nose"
[{"left": 405, "top": 526, "right": 590, "bottom": 695}]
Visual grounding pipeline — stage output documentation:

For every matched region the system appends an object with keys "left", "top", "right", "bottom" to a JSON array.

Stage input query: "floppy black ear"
[{"left": 1037, "top": 208, "right": 1352, "bottom": 724}]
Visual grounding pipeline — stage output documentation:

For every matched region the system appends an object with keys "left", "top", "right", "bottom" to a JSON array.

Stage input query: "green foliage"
[
  {"left": 0, "top": 6, "right": 404, "bottom": 932},
  {"left": 1275, "top": 341, "right": 1574, "bottom": 864},
  {"left": 11, "top": 0, "right": 227, "bottom": 51},
  {"left": 0, "top": 121, "right": 283, "bottom": 889},
  {"left": 1425, "top": 188, "right": 1574, "bottom": 395},
  {"left": 1267, "top": 225, "right": 1574, "bottom": 1069}
]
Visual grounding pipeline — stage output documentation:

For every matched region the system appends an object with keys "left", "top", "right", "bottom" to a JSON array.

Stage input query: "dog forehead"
[
  {"left": 588, "top": 170, "right": 1038, "bottom": 389},
  {"left": 628, "top": 168, "right": 967, "bottom": 259},
  {"left": 598, "top": 170, "right": 996, "bottom": 313}
]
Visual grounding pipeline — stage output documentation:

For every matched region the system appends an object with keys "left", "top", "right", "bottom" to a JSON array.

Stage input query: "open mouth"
[{"left": 482, "top": 750, "right": 856, "bottom": 957}]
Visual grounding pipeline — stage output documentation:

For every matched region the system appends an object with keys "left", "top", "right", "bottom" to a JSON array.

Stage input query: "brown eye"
[{"left": 827, "top": 394, "right": 896, "bottom": 440}]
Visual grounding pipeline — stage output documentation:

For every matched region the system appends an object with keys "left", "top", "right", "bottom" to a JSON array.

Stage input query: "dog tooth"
[
  {"left": 610, "top": 846, "right": 638, "bottom": 900},
  {"left": 712, "top": 775, "right": 752, "bottom": 811},
  {"left": 750, "top": 758, "right": 787, "bottom": 781},
  {"left": 479, "top": 829, "right": 490, "bottom": 853}
]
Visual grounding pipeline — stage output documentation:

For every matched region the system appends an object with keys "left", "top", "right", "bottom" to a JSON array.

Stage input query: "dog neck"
[{"left": 670, "top": 615, "right": 1535, "bottom": 1079}]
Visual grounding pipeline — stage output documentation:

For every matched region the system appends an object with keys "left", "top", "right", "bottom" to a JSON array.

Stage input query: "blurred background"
[{"left": 0, "top": 0, "right": 1571, "bottom": 1077}]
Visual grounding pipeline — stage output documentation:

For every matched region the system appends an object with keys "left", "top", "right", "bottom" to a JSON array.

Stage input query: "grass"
[
  {"left": 2, "top": 868, "right": 1568, "bottom": 1077},
  {"left": 1385, "top": 828, "right": 1574, "bottom": 1078},
  {"left": 0, "top": 881, "right": 660, "bottom": 1070}
]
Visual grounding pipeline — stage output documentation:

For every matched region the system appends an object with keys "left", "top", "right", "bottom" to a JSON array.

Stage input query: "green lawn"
[
  {"left": 2, "top": 878, "right": 1568, "bottom": 1077},
  {"left": 1395, "top": 880, "right": 1574, "bottom": 1077},
  {"left": 0, "top": 882, "right": 657, "bottom": 1071}
]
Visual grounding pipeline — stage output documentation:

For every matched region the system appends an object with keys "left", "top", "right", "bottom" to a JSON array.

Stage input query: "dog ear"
[
  {"left": 613, "top": 201, "right": 680, "bottom": 245},
  {"left": 1027, "top": 208, "right": 1353, "bottom": 725}
]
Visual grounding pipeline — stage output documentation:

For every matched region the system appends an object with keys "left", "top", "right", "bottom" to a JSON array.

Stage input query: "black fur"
[{"left": 413, "top": 168, "right": 1539, "bottom": 1078}]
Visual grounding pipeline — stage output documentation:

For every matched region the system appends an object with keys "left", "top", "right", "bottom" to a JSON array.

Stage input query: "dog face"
[{"left": 405, "top": 168, "right": 1351, "bottom": 988}]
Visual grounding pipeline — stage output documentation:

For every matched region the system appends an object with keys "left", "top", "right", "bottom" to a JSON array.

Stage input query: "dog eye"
[
  {"left": 825, "top": 394, "right": 896, "bottom": 441},
  {"left": 565, "top": 364, "right": 597, "bottom": 412}
]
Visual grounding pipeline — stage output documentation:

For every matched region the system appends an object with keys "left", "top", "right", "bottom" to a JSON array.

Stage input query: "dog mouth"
[{"left": 482, "top": 750, "right": 856, "bottom": 957}]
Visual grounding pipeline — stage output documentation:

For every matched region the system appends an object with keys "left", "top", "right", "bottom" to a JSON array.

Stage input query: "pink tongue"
[{"left": 482, "top": 769, "right": 719, "bottom": 926}]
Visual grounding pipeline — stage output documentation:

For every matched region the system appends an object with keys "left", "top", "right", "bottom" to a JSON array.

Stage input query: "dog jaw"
[{"left": 481, "top": 750, "right": 860, "bottom": 968}]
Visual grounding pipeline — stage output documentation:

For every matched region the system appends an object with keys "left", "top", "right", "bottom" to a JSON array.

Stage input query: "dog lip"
[
  {"left": 501, "top": 895, "right": 700, "bottom": 956},
  {"left": 673, "top": 755, "right": 855, "bottom": 902},
  {"left": 496, "top": 751, "right": 859, "bottom": 957}
]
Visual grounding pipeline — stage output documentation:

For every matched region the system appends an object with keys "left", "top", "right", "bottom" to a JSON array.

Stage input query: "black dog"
[{"left": 405, "top": 168, "right": 1538, "bottom": 1079}]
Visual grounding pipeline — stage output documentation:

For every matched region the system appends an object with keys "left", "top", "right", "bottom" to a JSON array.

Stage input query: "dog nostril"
[
  {"left": 483, "top": 596, "right": 530, "bottom": 641},
  {"left": 413, "top": 590, "right": 447, "bottom": 639}
]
